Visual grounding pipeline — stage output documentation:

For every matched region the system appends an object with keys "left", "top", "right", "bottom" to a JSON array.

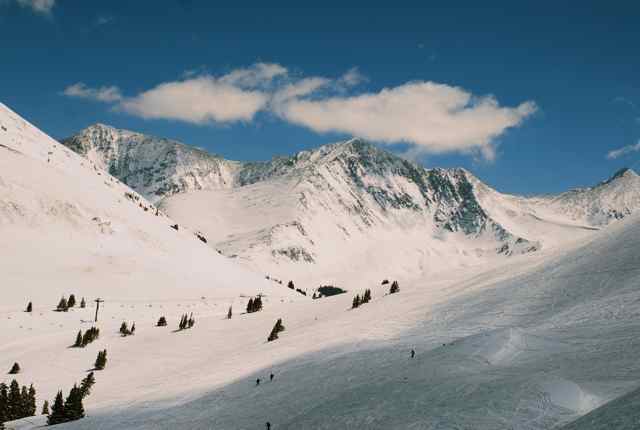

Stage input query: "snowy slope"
[
  {"left": 0, "top": 104, "right": 293, "bottom": 308},
  {"left": 4, "top": 195, "right": 638, "bottom": 430}
]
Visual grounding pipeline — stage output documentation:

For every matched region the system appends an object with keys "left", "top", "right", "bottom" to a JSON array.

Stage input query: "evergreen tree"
[
  {"left": 80, "top": 297, "right": 86, "bottom": 308},
  {"left": 41, "top": 399, "right": 49, "bottom": 415},
  {"left": 246, "top": 298, "right": 254, "bottom": 313},
  {"left": 94, "top": 350, "right": 107, "bottom": 370},
  {"left": 287, "top": 280, "right": 295, "bottom": 290},
  {"left": 26, "top": 301, "right": 32, "bottom": 313},
  {"left": 130, "top": 322, "right": 136, "bottom": 334},
  {"left": 157, "top": 316, "right": 167, "bottom": 327},
  {"left": 56, "top": 297, "right": 68, "bottom": 312},
  {"left": 255, "top": 296, "right": 263, "bottom": 311},
  {"left": 187, "top": 314, "right": 195, "bottom": 329},
  {"left": 20, "top": 386, "right": 29, "bottom": 418},
  {"left": 0, "top": 383, "right": 7, "bottom": 426},
  {"left": 74, "top": 330, "right": 83, "bottom": 348},
  {"left": 362, "top": 289, "right": 372, "bottom": 303},
  {"left": 390, "top": 281, "right": 400, "bottom": 294},
  {"left": 7, "top": 380, "right": 21, "bottom": 421},
  {"left": 119, "top": 321, "right": 129, "bottom": 335},
  {"left": 67, "top": 294, "right": 76, "bottom": 308},
  {"left": 79, "top": 372, "right": 95, "bottom": 399},
  {"left": 8, "top": 362, "right": 20, "bottom": 375},
  {"left": 27, "top": 384, "right": 36, "bottom": 416},
  {"left": 267, "top": 319, "right": 285, "bottom": 342},
  {"left": 352, "top": 294, "right": 361, "bottom": 309},
  {"left": 227, "top": 306, "right": 232, "bottom": 319},
  {"left": 63, "top": 384, "right": 84, "bottom": 422},
  {"left": 47, "top": 390, "right": 65, "bottom": 425}
]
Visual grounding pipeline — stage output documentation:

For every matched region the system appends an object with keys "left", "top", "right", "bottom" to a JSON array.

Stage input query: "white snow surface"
[{"left": 2, "top": 105, "right": 640, "bottom": 429}]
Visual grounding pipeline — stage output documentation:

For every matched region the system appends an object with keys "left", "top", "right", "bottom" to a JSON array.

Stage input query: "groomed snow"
[{"left": 2, "top": 104, "right": 640, "bottom": 429}]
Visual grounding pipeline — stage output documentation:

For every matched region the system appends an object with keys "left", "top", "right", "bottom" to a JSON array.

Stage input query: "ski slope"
[{"left": 2, "top": 104, "right": 640, "bottom": 429}]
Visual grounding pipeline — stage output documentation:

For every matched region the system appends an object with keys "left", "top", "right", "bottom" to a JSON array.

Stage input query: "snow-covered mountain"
[
  {"left": 61, "top": 124, "right": 241, "bottom": 202},
  {"left": 0, "top": 104, "right": 292, "bottom": 308},
  {"left": 62, "top": 125, "right": 640, "bottom": 290}
]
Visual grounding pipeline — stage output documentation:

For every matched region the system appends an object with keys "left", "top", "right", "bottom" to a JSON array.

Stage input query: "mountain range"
[{"left": 61, "top": 124, "right": 640, "bottom": 289}]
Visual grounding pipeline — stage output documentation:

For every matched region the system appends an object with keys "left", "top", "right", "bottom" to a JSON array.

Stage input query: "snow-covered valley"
[{"left": 2, "top": 104, "right": 640, "bottom": 429}]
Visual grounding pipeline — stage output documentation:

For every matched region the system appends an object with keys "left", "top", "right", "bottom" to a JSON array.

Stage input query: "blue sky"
[{"left": 1, "top": 0, "right": 639, "bottom": 195}]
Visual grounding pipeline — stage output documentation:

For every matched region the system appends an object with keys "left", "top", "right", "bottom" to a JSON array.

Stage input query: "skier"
[
  {"left": 410, "top": 349, "right": 415, "bottom": 358},
  {"left": 256, "top": 378, "right": 261, "bottom": 386},
  {"left": 270, "top": 373, "right": 274, "bottom": 381},
  {"left": 266, "top": 422, "right": 271, "bottom": 430}
]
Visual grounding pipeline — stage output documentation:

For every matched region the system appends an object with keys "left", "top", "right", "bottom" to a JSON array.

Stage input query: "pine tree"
[
  {"left": 56, "top": 297, "right": 68, "bottom": 312},
  {"left": 390, "top": 281, "right": 400, "bottom": 294},
  {"left": 255, "top": 296, "right": 263, "bottom": 311},
  {"left": 20, "top": 385, "right": 29, "bottom": 418},
  {"left": 7, "top": 380, "right": 21, "bottom": 421},
  {"left": 287, "top": 280, "right": 295, "bottom": 290},
  {"left": 246, "top": 298, "right": 254, "bottom": 313},
  {"left": 157, "top": 316, "right": 167, "bottom": 327},
  {"left": 67, "top": 294, "right": 76, "bottom": 308},
  {"left": 27, "top": 384, "right": 36, "bottom": 416},
  {"left": 94, "top": 350, "right": 107, "bottom": 370},
  {"left": 26, "top": 301, "right": 32, "bottom": 313},
  {"left": 74, "top": 330, "right": 83, "bottom": 347},
  {"left": 352, "top": 295, "right": 361, "bottom": 309},
  {"left": 267, "top": 319, "right": 285, "bottom": 342},
  {"left": 79, "top": 372, "right": 95, "bottom": 399},
  {"left": 362, "top": 289, "right": 371, "bottom": 303},
  {"left": 0, "top": 383, "right": 7, "bottom": 426},
  {"left": 47, "top": 390, "right": 65, "bottom": 425},
  {"left": 119, "top": 321, "right": 129, "bottom": 335},
  {"left": 227, "top": 306, "right": 232, "bottom": 319},
  {"left": 187, "top": 314, "right": 195, "bottom": 329},
  {"left": 130, "top": 322, "right": 136, "bottom": 334},
  {"left": 8, "top": 362, "right": 20, "bottom": 375},
  {"left": 41, "top": 399, "right": 49, "bottom": 415},
  {"left": 80, "top": 297, "right": 86, "bottom": 308},
  {"left": 63, "top": 384, "right": 84, "bottom": 422}
]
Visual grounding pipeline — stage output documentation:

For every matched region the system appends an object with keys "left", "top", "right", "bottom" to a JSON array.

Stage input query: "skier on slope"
[
  {"left": 411, "top": 349, "right": 415, "bottom": 358},
  {"left": 270, "top": 373, "right": 274, "bottom": 381},
  {"left": 266, "top": 422, "right": 271, "bottom": 430},
  {"left": 256, "top": 378, "right": 261, "bottom": 386}
]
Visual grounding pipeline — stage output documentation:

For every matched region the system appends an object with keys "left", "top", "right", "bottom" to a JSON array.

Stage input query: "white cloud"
[
  {"left": 61, "top": 63, "right": 537, "bottom": 158},
  {"left": 606, "top": 141, "right": 640, "bottom": 160},
  {"left": 15, "top": 0, "right": 54, "bottom": 14},
  {"left": 63, "top": 83, "right": 123, "bottom": 103},
  {"left": 119, "top": 76, "right": 268, "bottom": 124},
  {"left": 274, "top": 81, "right": 536, "bottom": 159}
]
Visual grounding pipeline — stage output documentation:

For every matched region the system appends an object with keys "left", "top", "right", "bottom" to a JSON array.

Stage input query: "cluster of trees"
[
  {"left": 178, "top": 313, "right": 195, "bottom": 330},
  {"left": 246, "top": 296, "right": 263, "bottom": 314},
  {"left": 94, "top": 350, "right": 108, "bottom": 370},
  {"left": 47, "top": 372, "right": 93, "bottom": 426},
  {"left": 156, "top": 316, "right": 168, "bottom": 327},
  {"left": 287, "top": 281, "right": 307, "bottom": 296},
  {"left": 119, "top": 321, "right": 136, "bottom": 336},
  {"left": 8, "top": 363, "right": 20, "bottom": 375},
  {"left": 55, "top": 295, "right": 86, "bottom": 312},
  {"left": 0, "top": 380, "right": 37, "bottom": 427},
  {"left": 389, "top": 281, "right": 400, "bottom": 294},
  {"left": 74, "top": 326, "right": 100, "bottom": 348},
  {"left": 312, "top": 285, "right": 346, "bottom": 299},
  {"left": 352, "top": 289, "right": 372, "bottom": 308},
  {"left": 267, "top": 319, "right": 285, "bottom": 342}
]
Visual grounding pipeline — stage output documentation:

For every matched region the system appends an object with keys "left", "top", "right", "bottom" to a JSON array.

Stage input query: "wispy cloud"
[
  {"left": 62, "top": 83, "right": 123, "bottom": 103},
  {"left": 96, "top": 15, "right": 114, "bottom": 26},
  {"left": 606, "top": 141, "right": 640, "bottom": 160},
  {"left": 61, "top": 62, "right": 537, "bottom": 159},
  {"left": 13, "top": 0, "right": 55, "bottom": 15}
]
